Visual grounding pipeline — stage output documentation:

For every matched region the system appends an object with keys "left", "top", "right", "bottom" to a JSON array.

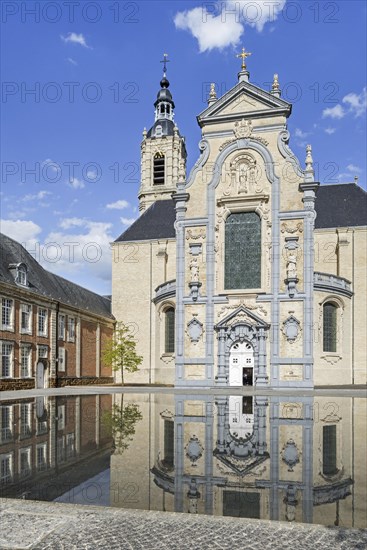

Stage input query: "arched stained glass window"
[
  {"left": 225, "top": 212, "right": 261, "bottom": 289},
  {"left": 323, "top": 302, "right": 337, "bottom": 352},
  {"left": 165, "top": 307, "right": 175, "bottom": 353}
]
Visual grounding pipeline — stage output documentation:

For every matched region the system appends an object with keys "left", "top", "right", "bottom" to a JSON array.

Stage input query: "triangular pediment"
[
  {"left": 198, "top": 80, "right": 291, "bottom": 127},
  {"left": 215, "top": 306, "right": 269, "bottom": 329}
]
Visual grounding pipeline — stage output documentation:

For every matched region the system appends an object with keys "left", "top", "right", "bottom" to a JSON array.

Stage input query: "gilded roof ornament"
[{"left": 236, "top": 47, "right": 252, "bottom": 70}]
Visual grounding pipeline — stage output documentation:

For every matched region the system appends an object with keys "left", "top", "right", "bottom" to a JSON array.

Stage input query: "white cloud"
[
  {"left": 174, "top": 7, "right": 243, "bottom": 52},
  {"left": 342, "top": 88, "right": 367, "bottom": 118},
  {"left": 61, "top": 33, "right": 90, "bottom": 49},
  {"left": 22, "top": 190, "right": 52, "bottom": 202},
  {"left": 174, "top": 1, "right": 286, "bottom": 52},
  {"left": 43, "top": 220, "right": 113, "bottom": 284},
  {"left": 295, "top": 128, "right": 309, "bottom": 139},
  {"left": 68, "top": 177, "right": 85, "bottom": 189},
  {"left": 322, "top": 89, "right": 366, "bottom": 121},
  {"left": 346, "top": 164, "right": 362, "bottom": 174},
  {"left": 59, "top": 217, "right": 86, "bottom": 230},
  {"left": 42, "top": 159, "right": 58, "bottom": 172},
  {"left": 67, "top": 57, "right": 78, "bottom": 66},
  {"left": 226, "top": 0, "right": 287, "bottom": 32},
  {"left": 106, "top": 200, "right": 130, "bottom": 210},
  {"left": 324, "top": 127, "right": 336, "bottom": 135},
  {"left": 120, "top": 217, "right": 136, "bottom": 226},
  {"left": 322, "top": 104, "right": 345, "bottom": 119},
  {"left": 0, "top": 219, "right": 42, "bottom": 246}
]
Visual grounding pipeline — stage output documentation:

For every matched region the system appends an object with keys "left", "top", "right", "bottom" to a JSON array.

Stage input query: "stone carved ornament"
[
  {"left": 281, "top": 315, "right": 301, "bottom": 344},
  {"left": 217, "top": 300, "right": 268, "bottom": 320},
  {"left": 186, "top": 228, "right": 206, "bottom": 241},
  {"left": 186, "top": 315, "right": 204, "bottom": 344},
  {"left": 281, "top": 222, "right": 303, "bottom": 234},
  {"left": 219, "top": 119, "right": 269, "bottom": 151},
  {"left": 185, "top": 436, "right": 204, "bottom": 466},
  {"left": 281, "top": 439, "right": 301, "bottom": 472}
]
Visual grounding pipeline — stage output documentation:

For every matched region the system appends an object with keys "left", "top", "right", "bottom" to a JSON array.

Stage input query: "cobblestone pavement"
[{"left": 1, "top": 499, "right": 366, "bottom": 550}]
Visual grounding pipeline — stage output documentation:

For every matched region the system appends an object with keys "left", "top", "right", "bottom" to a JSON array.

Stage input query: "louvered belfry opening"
[{"left": 153, "top": 152, "right": 165, "bottom": 185}]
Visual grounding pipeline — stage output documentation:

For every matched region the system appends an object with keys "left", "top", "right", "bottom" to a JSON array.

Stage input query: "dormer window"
[
  {"left": 17, "top": 264, "right": 27, "bottom": 286},
  {"left": 9, "top": 263, "right": 28, "bottom": 286},
  {"left": 155, "top": 125, "right": 162, "bottom": 137}
]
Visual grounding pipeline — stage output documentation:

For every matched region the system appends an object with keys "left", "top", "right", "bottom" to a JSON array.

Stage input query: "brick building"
[
  {"left": 0, "top": 233, "right": 115, "bottom": 391},
  {"left": 0, "top": 394, "right": 112, "bottom": 500}
]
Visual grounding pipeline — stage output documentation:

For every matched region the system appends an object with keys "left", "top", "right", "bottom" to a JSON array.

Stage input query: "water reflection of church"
[{"left": 110, "top": 394, "right": 366, "bottom": 528}]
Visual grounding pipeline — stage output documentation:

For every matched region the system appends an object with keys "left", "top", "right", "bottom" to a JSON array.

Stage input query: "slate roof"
[
  {"left": 315, "top": 183, "right": 367, "bottom": 229},
  {"left": 114, "top": 184, "right": 366, "bottom": 242},
  {"left": 0, "top": 233, "right": 114, "bottom": 319},
  {"left": 115, "top": 199, "right": 176, "bottom": 242}
]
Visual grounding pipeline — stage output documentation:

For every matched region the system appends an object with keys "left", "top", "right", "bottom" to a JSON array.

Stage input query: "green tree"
[{"left": 103, "top": 323, "right": 142, "bottom": 384}]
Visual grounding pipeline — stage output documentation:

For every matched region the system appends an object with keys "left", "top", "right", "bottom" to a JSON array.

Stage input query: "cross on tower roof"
[
  {"left": 160, "top": 53, "right": 170, "bottom": 76},
  {"left": 236, "top": 47, "right": 252, "bottom": 70}
]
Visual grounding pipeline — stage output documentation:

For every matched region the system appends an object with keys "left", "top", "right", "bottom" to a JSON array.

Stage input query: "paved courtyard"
[{"left": 0, "top": 498, "right": 366, "bottom": 550}]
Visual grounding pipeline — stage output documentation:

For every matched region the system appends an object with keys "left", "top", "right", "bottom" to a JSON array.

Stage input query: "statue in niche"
[
  {"left": 238, "top": 164, "right": 248, "bottom": 193},
  {"left": 286, "top": 250, "right": 298, "bottom": 279},
  {"left": 190, "top": 257, "right": 199, "bottom": 282},
  {"left": 229, "top": 157, "right": 259, "bottom": 195}
]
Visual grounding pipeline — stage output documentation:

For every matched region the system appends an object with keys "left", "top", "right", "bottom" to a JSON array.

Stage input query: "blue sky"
[{"left": 1, "top": 0, "right": 366, "bottom": 295}]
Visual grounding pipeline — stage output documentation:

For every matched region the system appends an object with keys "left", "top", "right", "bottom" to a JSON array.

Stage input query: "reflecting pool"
[{"left": 0, "top": 392, "right": 366, "bottom": 529}]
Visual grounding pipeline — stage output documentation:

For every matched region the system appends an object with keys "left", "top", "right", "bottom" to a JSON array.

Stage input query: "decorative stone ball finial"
[{"left": 142, "top": 127, "right": 147, "bottom": 139}]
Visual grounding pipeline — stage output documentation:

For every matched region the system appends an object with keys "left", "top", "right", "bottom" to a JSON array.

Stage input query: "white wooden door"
[{"left": 229, "top": 341, "right": 254, "bottom": 386}]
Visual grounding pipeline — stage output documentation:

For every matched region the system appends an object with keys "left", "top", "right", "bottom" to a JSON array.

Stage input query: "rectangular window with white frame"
[
  {"left": 1, "top": 341, "right": 14, "bottom": 378},
  {"left": 38, "top": 345, "right": 48, "bottom": 359},
  {"left": 19, "top": 447, "right": 31, "bottom": 478},
  {"left": 37, "top": 308, "right": 48, "bottom": 337},
  {"left": 0, "top": 452, "right": 13, "bottom": 485},
  {"left": 20, "top": 303, "right": 32, "bottom": 334},
  {"left": 67, "top": 317, "right": 75, "bottom": 342},
  {"left": 20, "top": 344, "right": 32, "bottom": 378},
  {"left": 58, "top": 347, "right": 66, "bottom": 372},
  {"left": 1, "top": 298, "right": 14, "bottom": 331},
  {"left": 36, "top": 443, "right": 47, "bottom": 472},
  {"left": 58, "top": 314, "right": 65, "bottom": 340},
  {"left": 20, "top": 403, "right": 32, "bottom": 438},
  {"left": 0, "top": 405, "right": 13, "bottom": 444}
]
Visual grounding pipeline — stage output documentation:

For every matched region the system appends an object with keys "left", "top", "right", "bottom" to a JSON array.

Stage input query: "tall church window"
[
  {"left": 323, "top": 302, "right": 337, "bottom": 352},
  {"left": 165, "top": 307, "right": 175, "bottom": 353},
  {"left": 162, "top": 419, "right": 174, "bottom": 469},
  {"left": 323, "top": 424, "right": 337, "bottom": 476},
  {"left": 225, "top": 212, "right": 261, "bottom": 289},
  {"left": 153, "top": 152, "right": 165, "bottom": 185}
]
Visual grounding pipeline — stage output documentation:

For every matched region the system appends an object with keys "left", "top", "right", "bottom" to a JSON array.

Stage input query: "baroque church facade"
[{"left": 112, "top": 54, "right": 367, "bottom": 388}]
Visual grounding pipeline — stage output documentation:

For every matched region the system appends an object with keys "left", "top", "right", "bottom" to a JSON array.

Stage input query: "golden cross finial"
[{"left": 236, "top": 47, "right": 252, "bottom": 70}]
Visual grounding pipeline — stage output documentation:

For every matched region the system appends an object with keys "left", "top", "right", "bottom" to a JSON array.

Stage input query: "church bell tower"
[{"left": 138, "top": 55, "right": 187, "bottom": 211}]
